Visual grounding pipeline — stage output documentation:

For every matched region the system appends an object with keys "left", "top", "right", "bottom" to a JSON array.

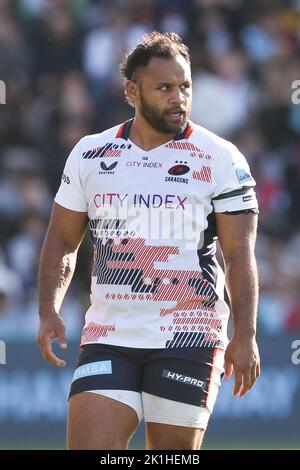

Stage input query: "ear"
[{"left": 125, "top": 80, "right": 139, "bottom": 107}]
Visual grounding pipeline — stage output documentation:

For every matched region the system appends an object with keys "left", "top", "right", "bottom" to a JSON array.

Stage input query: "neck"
[{"left": 128, "top": 113, "right": 177, "bottom": 151}]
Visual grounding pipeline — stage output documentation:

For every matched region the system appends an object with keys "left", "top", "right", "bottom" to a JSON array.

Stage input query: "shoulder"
[
  {"left": 189, "top": 122, "right": 242, "bottom": 162},
  {"left": 78, "top": 123, "right": 123, "bottom": 152}
]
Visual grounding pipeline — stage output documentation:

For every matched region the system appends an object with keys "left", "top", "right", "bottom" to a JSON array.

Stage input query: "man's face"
[{"left": 133, "top": 55, "right": 192, "bottom": 134}]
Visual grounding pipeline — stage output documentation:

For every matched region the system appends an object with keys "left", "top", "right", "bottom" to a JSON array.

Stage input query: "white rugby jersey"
[{"left": 55, "top": 119, "right": 258, "bottom": 350}]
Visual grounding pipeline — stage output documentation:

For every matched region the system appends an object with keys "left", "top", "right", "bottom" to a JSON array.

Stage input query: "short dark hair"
[{"left": 120, "top": 31, "right": 190, "bottom": 81}]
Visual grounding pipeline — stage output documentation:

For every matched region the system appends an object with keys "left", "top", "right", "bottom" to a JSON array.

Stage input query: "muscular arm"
[
  {"left": 216, "top": 212, "right": 260, "bottom": 397},
  {"left": 37, "top": 202, "right": 88, "bottom": 366}
]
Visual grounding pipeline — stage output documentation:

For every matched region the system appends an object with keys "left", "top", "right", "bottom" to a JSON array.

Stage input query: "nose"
[{"left": 169, "top": 87, "right": 185, "bottom": 105}]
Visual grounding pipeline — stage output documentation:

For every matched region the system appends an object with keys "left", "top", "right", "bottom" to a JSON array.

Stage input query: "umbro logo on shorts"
[{"left": 162, "top": 369, "right": 206, "bottom": 389}]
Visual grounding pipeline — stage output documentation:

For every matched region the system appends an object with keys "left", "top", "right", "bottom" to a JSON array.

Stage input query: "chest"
[{"left": 83, "top": 143, "right": 215, "bottom": 210}]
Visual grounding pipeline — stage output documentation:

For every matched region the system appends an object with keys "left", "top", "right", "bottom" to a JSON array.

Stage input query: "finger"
[
  {"left": 239, "top": 369, "right": 252, "bottom": 398},
  {"left": 256, "top": 362, "right": 260, "bottom": 380},
  {"left": 233, "top": 367, "right": 243, "bottom": 396},
  {"left": 224, "top": 361, "right": 233, "bottom": 381},
  {"left": 41, "top": 337, "right": 66, "bottom": 367},
  {"left": 57, "top": 326, "right": 68, "bottom": 349},
  {"left": 250, "top": 364, "right": 257, "bottom": 386}
]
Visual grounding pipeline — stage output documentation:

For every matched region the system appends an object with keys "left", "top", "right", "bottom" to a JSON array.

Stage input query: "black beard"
[{"left": 139, "top": 92, "right": 189, "bottom": 134}]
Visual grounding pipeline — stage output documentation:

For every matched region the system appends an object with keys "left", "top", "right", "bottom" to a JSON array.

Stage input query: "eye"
[
  {"left": 159, "top": 85, "right": 169, "bottom": 91},
  {"left": 180, "top": 83, "right": 190, "bottom": 91}
]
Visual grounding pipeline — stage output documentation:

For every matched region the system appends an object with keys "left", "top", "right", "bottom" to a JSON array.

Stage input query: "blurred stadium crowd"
[{"left": 0, "top": 0, "right": 300, "bottom": 339}]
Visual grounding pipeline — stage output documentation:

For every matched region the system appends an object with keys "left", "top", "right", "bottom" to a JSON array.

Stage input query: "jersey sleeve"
[
  {"left": 54, "top": 138, "right": 88, "bottom": 212},
  {"left": 212, "top": 144, "right": 258, "bottom": 213}
]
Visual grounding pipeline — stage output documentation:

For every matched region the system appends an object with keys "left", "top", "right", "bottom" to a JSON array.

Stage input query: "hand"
[
  {"left": 224, "top": 335, "right": 260, "bottom": 398},
  {"left": 37, "top": 313, "right": 68, "bottom": 367}
]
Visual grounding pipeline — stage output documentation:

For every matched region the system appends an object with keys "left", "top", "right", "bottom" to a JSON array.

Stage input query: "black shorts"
[{"left": 69, "top": 343, "right": 224, "bottom": 428}]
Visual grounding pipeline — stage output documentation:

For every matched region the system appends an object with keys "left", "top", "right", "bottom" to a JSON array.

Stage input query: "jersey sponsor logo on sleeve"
[
  {"left": 62, "top": 173, "right": 70, "bottom": 184},
  {"left": 235, "top": 167, "right": 253, "bottom": 184}
]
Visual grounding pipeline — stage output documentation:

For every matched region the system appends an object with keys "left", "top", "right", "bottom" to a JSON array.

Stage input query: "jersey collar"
[{"left": 116, "top": 118, "right": 193, "bottom": 141}]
